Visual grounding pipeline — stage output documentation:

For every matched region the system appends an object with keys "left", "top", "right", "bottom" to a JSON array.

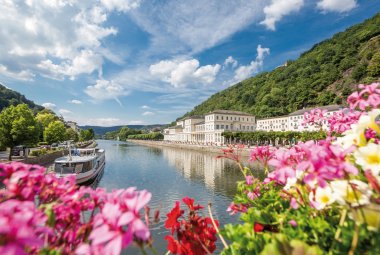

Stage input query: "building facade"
[
  {"left": 164, "top": 110, "right": 256, "bottom": 144},
  {"left": 163, "top": 105, "right": 342, "bottom": 144},
  {"left": 257, "top": 105, "right": 342, "bottom": 132}
]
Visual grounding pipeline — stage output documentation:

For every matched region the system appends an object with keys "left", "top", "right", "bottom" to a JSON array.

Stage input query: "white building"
[
  {"left": 164, "top": 110, "right": 256, "bottom": 144},
  {"left": 257, "top": 105, "right": 342, "bottom": 132},
  {"left": 288, "top": 105, "right": 342, "bottom": 131},
  {"left": 66, "top": 121, "right": 79, "bottom": 133},
  {"left": 256, "top": 115, "right": 289, "bottom": 131}
]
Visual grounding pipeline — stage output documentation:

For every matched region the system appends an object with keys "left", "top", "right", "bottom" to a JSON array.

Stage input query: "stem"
[
  {"left": 164, "top": 251, "right": 170, "bottom": 255},
  {"left": 329, "top": 208, "right": 347, "bottom": 254},
  {"left": 148, "top": 246, "right": 160, "bottom": 255},
  {"left": 139, "top": 245, "right": 148, "bottom": 255},
  {"left": 208, "top": 202, "right": 229, "bottom": 249},
  {"left": 195, "top": 235, "right": 212, "bottom": 255},
  {"left": 237, "top": 162, "right": 246, "bottom": 178},
  {"left": 348, "top": 223, "right": 359, "bottom": 255}
]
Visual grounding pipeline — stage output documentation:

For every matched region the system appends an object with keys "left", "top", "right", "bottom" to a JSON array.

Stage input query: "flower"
[
  {"left": 354, "top": 142, "right": 380, "bottom": 176},
  {"left": 309, "top": 186, "right": 335, "bottom": 210},
  {"left": 289, "top": 220, "right": 297, "bottom": 227},
  {"left": 164, "top": 201, "right": 183, "bottom": 234},
  {"left": 331, "top": 180, "right": 372, "bottom": 207},
  {"left": 246, "top": 175, "right": 254, "bottom": 185},
  {"left": 164, "top": 198, "right": 218, "bottom": 255}
]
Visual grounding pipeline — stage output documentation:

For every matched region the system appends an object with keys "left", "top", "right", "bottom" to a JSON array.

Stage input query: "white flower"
[
  {"left": 284, "top": 177, "right": 297, "bottom": 190},
  {"left": 334, "top": 124, "right": 366, "bottom": 149},
  {"left": 354, "top": 143, "right": 380, "bottom": 176},
  {"left": 357, "top": 109, "right": 380, "bottom": 134},
  {"left": 309, "top": 186, "right": 335, "bottom": 210},
  {"left": 331, "top": 180, "right": 372, "bottom": 207}
]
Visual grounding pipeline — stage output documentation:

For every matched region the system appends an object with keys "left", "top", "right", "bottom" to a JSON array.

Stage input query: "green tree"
[
  {"left": 367, "top": 51, "right": 380, "bottom": 77},
  {"left": 65, "top": 128, "right": 79, "bottom": 142},
  {"left": 35, "top": 111, "right": 59, "bottom": 141},
  {"left": 79, "top": 129, "right": 95, "bottom": 141},
  {"left": 44, "top": 121, "right": 66, "bottom": 144},
  {"left": 0, "top": 104, "right": 39, "bottom": 160},
  {"left": 118, "top": 126, "right": 142, "bottom": 140}
]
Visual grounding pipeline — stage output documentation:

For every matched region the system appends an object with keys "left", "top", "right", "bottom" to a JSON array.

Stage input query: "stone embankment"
[
  {"left": 22, "top": 150, "right": 68, "bottom": 166},
  {"left": 127, "top": 139, "right": 252, "bottom": 157}
]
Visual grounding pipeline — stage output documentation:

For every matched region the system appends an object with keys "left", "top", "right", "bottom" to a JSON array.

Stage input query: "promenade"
[{"left": 127, "top": 139, "right": 253, "bottom": 157}]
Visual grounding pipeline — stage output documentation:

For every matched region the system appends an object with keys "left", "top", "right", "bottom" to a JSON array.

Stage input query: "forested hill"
[
  {"left": 181, "top": 13, "right": 380, "bottom": 119},
  {"left": 0, "top": 83, "right": 43, "bottom": 112}
]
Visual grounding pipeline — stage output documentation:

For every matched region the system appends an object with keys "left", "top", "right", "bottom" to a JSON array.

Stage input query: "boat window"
[
  {"left": 82, "top": 161, "right": 93, "bottom": 172},
  {"left": 55, "top": 163, "right": 75, "bottom": 174},
  {"left": 75, "top": 164, "right": 83, "bottom": 174}
]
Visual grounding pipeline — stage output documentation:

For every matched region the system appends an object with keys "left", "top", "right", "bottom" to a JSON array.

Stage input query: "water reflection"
[{"left": 162, "top": 148, "right": 244, "bottom": 197}]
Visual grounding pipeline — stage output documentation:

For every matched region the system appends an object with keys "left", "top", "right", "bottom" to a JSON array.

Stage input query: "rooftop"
[
  {"left": 206, "top": 110, "right": 255, "bottom": 116},
  {"left": 180, "top": 115, "right": 204, "bottom": 121},
  {"left": 289, "top": 105, "right": 342, "bottom": 116}
]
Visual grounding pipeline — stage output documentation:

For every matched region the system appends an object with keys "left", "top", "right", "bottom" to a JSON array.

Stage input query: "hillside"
[
  {"left": 0, "top": 83, "right": 43, "bottom": 112},
  {"left": 80, "top": 124, "right": 167, "bottom": 135},
  {"left": 181, "top": 14, "right": 380, "bottom": 119}
]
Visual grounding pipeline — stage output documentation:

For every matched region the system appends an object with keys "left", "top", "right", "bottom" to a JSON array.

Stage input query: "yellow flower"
[
  {"left": 330, "top": 180, "right": 372, "bottom": 207},
  {"left": 357, "top": 109, "right": 380, "bottom": 135},
  {"left": 354, "top": 142, "right": 380, "bottom": 176}
]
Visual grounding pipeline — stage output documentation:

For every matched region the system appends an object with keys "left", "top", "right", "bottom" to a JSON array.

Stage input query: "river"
[{"left": 93, "top": 140, "right": 260, "bottom": 254}]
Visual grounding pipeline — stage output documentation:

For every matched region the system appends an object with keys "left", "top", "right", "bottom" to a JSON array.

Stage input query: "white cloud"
[
  {"left": 85, "top": 79, "right": 130, "bottom": 103},
  {"left": 150, "top": 58, "right": 221, "bottom": 87},
  {"left": 84, "top": 117, "right": 125, "bottom": 126},
  {"left": 142, "top": 111, "right": 154, "bottom": 116},
  {"left": 100, "top": 0, "right": 141, "bottom": 12},
  {"left": 317, "top": 0, "right": 357, "bottom": 13},
  {"left": 42, "top": 102, "right": 56, "bottom": 109},
  {"left": 58, "top": 109, "right": 72, "bottom": 115},
  {"left": 0, "top": 0, "right": 138, "bottom": 82},
  {"left": 0, "top": 65, "right": 35, "bottom": 81},
  {"left": 224, "top": 56, "right": 238, "bottom": 69},
  {"left": 69, "top": 99, "right": 83, "bottom": 104},
  {"left": 130, "top": 0, "right": 266, "bottom": 54},
  {"left": 141, "top": 105, "right": 150, "bottom": 109},
  {"left": 129, "top": 120, "right": 144, "bottom": 125},
  {"left": 260, "top": 0, "right": 304, "bottom": 31},
  {"left": 234, "top": 45, "right": 270, "bottom": 81}
]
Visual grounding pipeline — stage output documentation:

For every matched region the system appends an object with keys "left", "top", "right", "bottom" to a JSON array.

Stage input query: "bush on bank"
[{"left": 127, "top": 132, "right": 164, "bottom": 140}]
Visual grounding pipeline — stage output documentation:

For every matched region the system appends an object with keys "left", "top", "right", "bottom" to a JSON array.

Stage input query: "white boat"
[{"left": 54, "top": 148, "right": 105, "bottom": 184}]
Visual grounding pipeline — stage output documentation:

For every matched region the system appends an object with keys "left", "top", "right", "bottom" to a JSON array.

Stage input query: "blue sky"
[{"left": 0, "top": 0, "right": 379, "bottom": 126}]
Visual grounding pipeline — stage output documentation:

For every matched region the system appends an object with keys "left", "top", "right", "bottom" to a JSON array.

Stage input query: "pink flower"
[
  {"left": 303, "top": 108, "right": 327, "bottom": 128},
  {"left": 347, "top": 83, "right": 380, "bottom": 110},
  {"left": 290, "top": 198, "right": 299, "bottom": 209},
  {"left": 327, "top": 109, "right": 363, "bottom": 134},
  {"left": 227, "top": 202, "right": 248, "bottom": 215},
  {"left": 249, "top": 146, "right": 275, "bottom": 168},
  {"left": 289, "top": 220, "right": 297, "bottom": 227},
  {"left": 246, "top": 175, "right": 254, "bottom": 185}
]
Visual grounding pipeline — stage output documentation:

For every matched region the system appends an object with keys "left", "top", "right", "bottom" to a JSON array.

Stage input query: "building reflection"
[{"left": 161, "top": 148, "right": 244, "bottom": 197}]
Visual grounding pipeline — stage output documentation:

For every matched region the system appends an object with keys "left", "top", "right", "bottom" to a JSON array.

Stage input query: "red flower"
[
  {"left": 165, "top": 201, "right": 184, "bottom": 233},
  {"left": 182, "top": 197, "right": 203, "bottom": 211},
  {"left": 164, "top": 198, "right": 218, "bottom": 255},
  {"left": 254, "top": 222, "right": 264, "bottom": 232}
]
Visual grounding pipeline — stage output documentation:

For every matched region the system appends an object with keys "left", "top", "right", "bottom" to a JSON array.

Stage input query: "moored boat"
[{"left": 54, "top": 148, "right": 105, "bottom": 184}]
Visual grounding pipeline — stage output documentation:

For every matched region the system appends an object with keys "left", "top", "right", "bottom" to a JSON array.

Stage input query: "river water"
[{"left": 93, "top": 140, "right": 258, "bottom": 254}]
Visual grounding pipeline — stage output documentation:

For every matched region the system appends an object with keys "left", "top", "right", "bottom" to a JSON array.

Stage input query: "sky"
[{"left": 0, "top": 0, "right": 379, "bottom": 126}]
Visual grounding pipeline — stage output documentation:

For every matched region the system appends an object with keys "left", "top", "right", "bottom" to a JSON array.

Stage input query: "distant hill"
[
  {"left": 0, "top": 83, "right": 44, "bottom": 112},
  {"left": 79, "top": 124, "right": 167, "bottom": 135},
  {"left": 180, "top": 14, "right": 380, "bottom": 120}
]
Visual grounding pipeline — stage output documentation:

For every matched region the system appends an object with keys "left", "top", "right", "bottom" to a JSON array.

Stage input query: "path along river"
[{"left": 92, "top": 140, "right": 263, "bottom": 254}]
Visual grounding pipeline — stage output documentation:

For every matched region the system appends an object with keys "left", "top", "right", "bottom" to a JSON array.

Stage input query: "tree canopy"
[
  {"left": 0, "top": 104, "right": 39, "bottom": 159},
  {"left": 44, "top": 121, "right": 66, "bottom": 144}
]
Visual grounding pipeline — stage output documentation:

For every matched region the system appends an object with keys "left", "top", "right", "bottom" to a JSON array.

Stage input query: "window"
[
  {"left": 221, "top": 125, "right": 224, "bottom": 129},
  {"left": 226, "top": 125, "right": 229, "bottom": 129},
  {"left": 216, "top": 116, "right": 219, "bottom": 120},
  {"left": 216, "top": 125, "right": 219, "bottom": 129},
  {"left": 221, "top": 116, "right": 223, "bottom": 120},
  {"left": 226, "top": 116, "right": 228, "bottom": 120}
]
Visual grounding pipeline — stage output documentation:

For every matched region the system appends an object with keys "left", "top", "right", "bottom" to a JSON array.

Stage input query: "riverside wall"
[
  {"left": 22, "top": 150, "right": 68, "bottom": 166},
  {"left": 127, "top": 139, "right": 251, "bottom": 157}
]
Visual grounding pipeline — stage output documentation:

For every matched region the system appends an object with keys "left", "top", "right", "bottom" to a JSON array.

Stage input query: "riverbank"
[{"left": 127, "top": 139, "right": 252, "bottom": 157}]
